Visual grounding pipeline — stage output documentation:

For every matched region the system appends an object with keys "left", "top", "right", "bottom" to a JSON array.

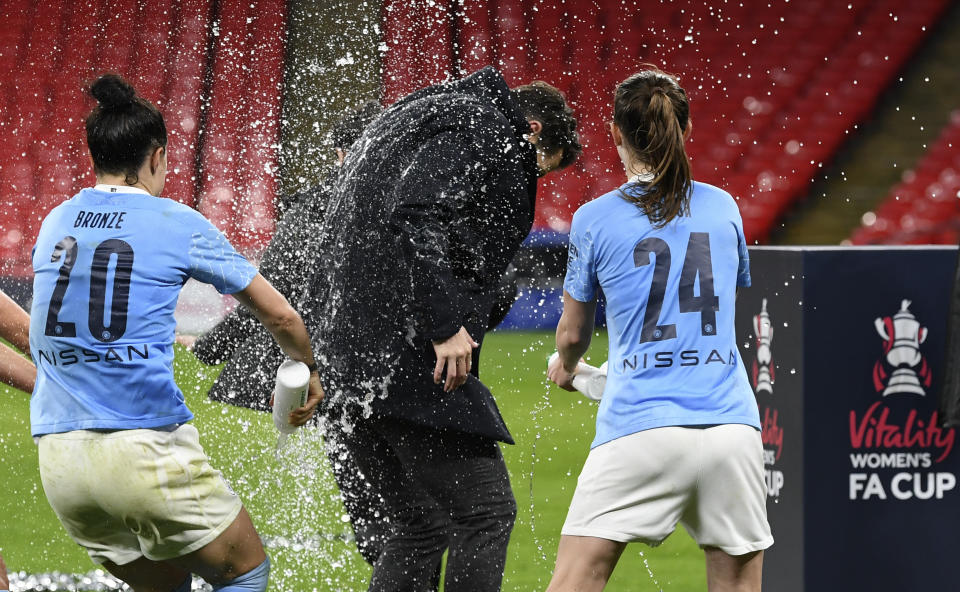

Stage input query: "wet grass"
[{"left": 0, "top": 330, "right": 704, "bottom": 590}]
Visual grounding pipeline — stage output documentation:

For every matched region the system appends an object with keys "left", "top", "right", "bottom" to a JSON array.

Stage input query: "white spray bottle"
[{"left": 273, "top": 360, "right": 310, "bottom": 450}]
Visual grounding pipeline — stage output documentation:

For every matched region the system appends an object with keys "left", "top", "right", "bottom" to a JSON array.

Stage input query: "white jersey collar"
[
  {"left": 627, "top": 172, "right": 655, "bottom": 184},
  {"left": 93, "top": 184, "right": 152, "bottom": 196}
]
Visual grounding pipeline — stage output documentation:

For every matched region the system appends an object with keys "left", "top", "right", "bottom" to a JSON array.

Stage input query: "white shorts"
[
  {"left": 562, "top": 424, "right": 773, "bottom": 555},
  {"left": 38, "top": 423, "right": 242, "bottom": 565}
]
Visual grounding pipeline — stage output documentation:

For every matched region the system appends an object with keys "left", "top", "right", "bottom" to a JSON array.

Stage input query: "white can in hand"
[{"left": 273, "top": 360, "right": 310, "bottom": 436}]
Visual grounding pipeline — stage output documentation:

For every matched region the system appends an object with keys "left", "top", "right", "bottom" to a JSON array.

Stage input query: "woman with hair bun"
[
  {"left": 29, "top": 73, "right": 323, "bottom": 592},
  {"left": 546, "top": 67, "right": 773, "bottom": 591}
]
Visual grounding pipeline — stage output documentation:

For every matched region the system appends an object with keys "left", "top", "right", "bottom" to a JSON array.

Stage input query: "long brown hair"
[{"left": 614, "top": 67, "right": 692, "bottom": 227}]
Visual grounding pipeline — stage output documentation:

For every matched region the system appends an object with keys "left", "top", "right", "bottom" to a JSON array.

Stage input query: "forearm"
[
  {"left": 556, "top": 291, "right": 597, "bottom": 372},
  {"left": 234, "top": 275, "right": 316, "bottom": 367},
  {"left": 0, "top": 291, "right": 30, "bottom": 353},
  {"left": 0, "top": 343, "right": 36, "bottom": 393},
  {"left": 556, "top": 316, "right": 592, "bottom": 371},
  {"left": 261, "top": 306, "right": 316, "bottom": 367}
]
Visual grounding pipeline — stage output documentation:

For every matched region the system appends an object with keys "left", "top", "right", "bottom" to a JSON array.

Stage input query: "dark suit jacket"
[
  {"left": 310, "top": 67, "right": 539, "bottom": 443},
  {"left": 193, "top": 182, "right": 332, "bottom": 411}
]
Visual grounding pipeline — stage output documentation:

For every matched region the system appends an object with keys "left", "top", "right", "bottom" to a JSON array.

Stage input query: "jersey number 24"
[{"left": 633, "top": 232, "right": 719, "bottom": 343}]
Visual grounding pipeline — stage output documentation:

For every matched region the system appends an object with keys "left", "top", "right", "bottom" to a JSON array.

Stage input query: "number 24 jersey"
[
  {"left": 564, "top": 181, "right": 761, "bottom": 448},
  {"left": 30, "top": 186, "right": 258, "bottom": 436}
]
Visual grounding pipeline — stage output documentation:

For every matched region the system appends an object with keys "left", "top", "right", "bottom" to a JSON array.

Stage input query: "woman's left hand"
[{"left": 175, "top": 334, "right": 197, "bottom": 350}]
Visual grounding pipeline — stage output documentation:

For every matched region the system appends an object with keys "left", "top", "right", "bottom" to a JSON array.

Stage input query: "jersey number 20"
[
  {"left": 633, "top": 232, "right": 719, "bottom": 343},
  {"left": 44, "top": 236, "right": 134, "bottom": 343}
]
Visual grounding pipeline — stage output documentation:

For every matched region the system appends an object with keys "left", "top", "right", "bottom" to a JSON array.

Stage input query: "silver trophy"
[
  {"left": 752, "top": 298, "right": 774, "bottom": 394},
  {"left": 874, "top": 299, "right": 929, "bottom": 396}
]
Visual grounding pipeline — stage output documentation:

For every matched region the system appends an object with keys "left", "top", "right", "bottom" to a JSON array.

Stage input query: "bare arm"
[
  {"left": 0, "top": 342, "right": 35, "bottom": 393},
  {"left": 547, "top": 291, "right": 597, "bottom": 391},
  {"left": 0, "top": 290, "right": 30, "bottom": 354},
  {"left": 0, "top": 551, "right": 8, "bottom": 590},
  {"left": 232, "top": 274, "right": 323, "bottom": 426}
]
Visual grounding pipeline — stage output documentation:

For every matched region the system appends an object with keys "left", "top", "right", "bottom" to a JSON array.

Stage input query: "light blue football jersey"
[
  {"left": 30, "top": 185, "right": 258, "bottom": 436},
  {"left": 564, "top": 180, "right": 760, "bottom": 448}
]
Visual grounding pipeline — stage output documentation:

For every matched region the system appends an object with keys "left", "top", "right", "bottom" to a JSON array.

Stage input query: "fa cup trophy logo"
[
  {"left": 752, "top": 298, "right": 775, "bottom": 394},
  {"left": 873, "top": 299, "right": 932, "bottom": 396}
]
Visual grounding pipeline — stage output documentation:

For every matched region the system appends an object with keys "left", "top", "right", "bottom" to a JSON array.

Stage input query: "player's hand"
[
  {"left": 175, "top": 334, "right": 197, "bottom": 350},
  {"left": 289, "top": 372, "right": 324, "bottom": 426},
  {"left": 432, "top": 326, "right": 479, "bottom": 392},
  {"left": 547, "top": 354, "right": 578, "bottom": 392}
]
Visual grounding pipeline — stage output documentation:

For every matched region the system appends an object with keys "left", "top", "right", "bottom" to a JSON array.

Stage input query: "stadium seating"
[
  {"left": 0, "top": 0, "right": 286, "bottom": 276},
  {"left": 380, "top": 0, "right": 953, "bottom": 244},
  {"left": 197, "top": 0, "right": 286, "bottom": 254},
  {"left": 849, "top": 109, "right": 960, "bottom": 245},
  {"left": 3, "top": 0, "right": 956, "bottom": 279}
]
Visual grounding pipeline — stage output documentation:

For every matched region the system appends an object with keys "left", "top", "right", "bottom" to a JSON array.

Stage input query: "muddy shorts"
[{"left": 38, "top": 423, "right": 242, "bottom": 565}]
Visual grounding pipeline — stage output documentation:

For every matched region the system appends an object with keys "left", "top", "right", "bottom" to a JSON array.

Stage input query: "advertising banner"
[
  {"left": 736, "top": 248, "right": 805, "bottom": 592},
  {"left": 738, "top": 247, "right": 960, "bottom": 591}
]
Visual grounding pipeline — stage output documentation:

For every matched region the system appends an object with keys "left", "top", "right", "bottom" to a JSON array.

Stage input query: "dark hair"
[
  {"left": 85, "top": 73, "right": 167, "bottom": 184},
  {"left": 330, "top": 100, "right": 384, "bottom": 151},
  {"left": 512, "top": 81, "right": 581, "bottom": 169},
  {"left": 614, "top": 67, "right": 692, "bottom": 227}
]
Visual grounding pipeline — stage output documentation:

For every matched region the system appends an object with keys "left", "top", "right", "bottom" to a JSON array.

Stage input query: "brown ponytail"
[{"left": 614, "top": 68, "right": 692, "bottom": 227}]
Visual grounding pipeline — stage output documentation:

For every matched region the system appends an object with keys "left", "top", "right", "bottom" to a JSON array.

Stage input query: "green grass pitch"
[{"left": 0, "top": 330, "right": 705, "bottom": 590}]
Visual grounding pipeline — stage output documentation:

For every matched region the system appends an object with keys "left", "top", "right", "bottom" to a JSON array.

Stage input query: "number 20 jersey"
[
  {"left": 564, "top": 181, "right": 761, "bottom": 448},
  {"left": 30, "top": 186, "right": 258, "bottom": 436}
]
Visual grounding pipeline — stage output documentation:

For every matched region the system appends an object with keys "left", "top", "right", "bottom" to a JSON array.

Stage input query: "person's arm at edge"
[
  {"left": 548, "top": 290, "right": 597, "bottom": 391},
  {"left": 0, "top": 550, "right": 8, "bottom": 591},
  {"left": 0, "top": 342, "right": 35, "bottom": 393},
  {"left": 232, "top": 274, "right": 323, "bottom": 426},
  {"left": 0, "top": 290, "right": 30, "bottom": 354}
]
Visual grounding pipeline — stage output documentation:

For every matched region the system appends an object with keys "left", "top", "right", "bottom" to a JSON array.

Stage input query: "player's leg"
[
  {"left": 156, "top": 424, "right": 269, "bottom": 590},
  {"left": 39, "top": 431, "right": 192, "bottom": 592},
  {"left": 548, "top": 427, "right": 701, "bottom": 591},
  {"left": 105, "top": 512, "right": 269, "bottom": 592},
  {"left": 39, "top": 426, "right": 269, "bottom": 591},
  {"left": 683, "top": 424, "right": 772, "bottom": 592},
  {"left": 167, "top": 506, "right": 268, "bottom": 588},
  {"left": 704, "top": 548, "right": 763, "bottom": 592},
  {"left": 0, "top": 552, "right": 9, "bottom": 591},
  {"left": 545, "top": 535, "right": 626, "bottom": 592},
  {"left": 100, "top": 558, "right": 191, "bottom": 592}
]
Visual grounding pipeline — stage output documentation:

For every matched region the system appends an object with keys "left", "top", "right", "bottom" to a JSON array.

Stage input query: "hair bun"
[{"left": 90, "top": 73, "right": 136, "bottom": 110}]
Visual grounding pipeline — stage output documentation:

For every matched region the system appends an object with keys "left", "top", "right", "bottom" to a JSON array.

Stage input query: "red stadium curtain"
[{"left": 381, "top": 0, "right": 455, "bottom": 105}]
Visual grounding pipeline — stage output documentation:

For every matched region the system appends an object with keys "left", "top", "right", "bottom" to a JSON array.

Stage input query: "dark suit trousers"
[
  {"left": 341, "top": 415, "right": 517, "bottom": 592},
  {"left": 323, "top": 427, "right": 393, "bottom": 566}
]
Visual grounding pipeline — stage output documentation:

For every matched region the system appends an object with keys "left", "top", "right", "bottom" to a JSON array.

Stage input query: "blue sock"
[
  {"left": 212, "top": 556, "right": 271, "bottom": 592},
  {"left": 174, "top": 575, "right": 192, "bottom": 592}
]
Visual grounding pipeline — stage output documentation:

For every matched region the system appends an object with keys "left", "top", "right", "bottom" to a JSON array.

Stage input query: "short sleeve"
[
  {"left": 186, "top": 215, "right": 258, "bottom": 294},
  {"left": 734, "top": 217, "right": 751, "bottom": 288},
  {"left": 563, "top": 209, "right": 600, "bottom": 302}
]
